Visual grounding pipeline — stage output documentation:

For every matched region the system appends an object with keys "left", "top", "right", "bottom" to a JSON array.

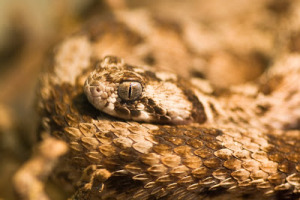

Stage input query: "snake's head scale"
[{"left": 84, "top": 56, "right": 207, "bottom": 124}]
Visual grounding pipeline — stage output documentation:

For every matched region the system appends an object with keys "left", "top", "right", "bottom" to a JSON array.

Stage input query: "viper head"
[{"left": 84, "top": 56, "right": 206, "bottom": 124}]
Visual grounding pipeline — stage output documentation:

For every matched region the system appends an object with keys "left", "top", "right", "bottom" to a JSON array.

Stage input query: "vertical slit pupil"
[{"left": 128, "top": 83, "right": 132, "bottom": 99}]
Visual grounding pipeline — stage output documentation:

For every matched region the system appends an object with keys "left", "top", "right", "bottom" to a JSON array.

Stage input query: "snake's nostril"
[{"left": 90, "top": 87, "right": 102, "bottom": 97}]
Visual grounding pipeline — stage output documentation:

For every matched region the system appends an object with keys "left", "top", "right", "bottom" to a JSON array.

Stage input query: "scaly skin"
[
  {"left": 36, "top": 45, "right": 300, "bottom": 199},
  {"left": 16, "top": 12, "right": 300, "bottom": 200}
]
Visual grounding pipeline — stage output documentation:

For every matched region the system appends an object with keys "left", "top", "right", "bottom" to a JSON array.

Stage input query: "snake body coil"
[{"left": 37, "top": 18, "right": 300, "bottom": 200}]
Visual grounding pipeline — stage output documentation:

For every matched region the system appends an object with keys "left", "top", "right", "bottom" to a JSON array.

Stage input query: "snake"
[{"left": 36, "top": 14, "right": 300, "bottom": 200}]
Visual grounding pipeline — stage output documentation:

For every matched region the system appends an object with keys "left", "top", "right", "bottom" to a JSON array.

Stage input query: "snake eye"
[{"left": 118, "top": 81, "right": 142, "bottom": 101}]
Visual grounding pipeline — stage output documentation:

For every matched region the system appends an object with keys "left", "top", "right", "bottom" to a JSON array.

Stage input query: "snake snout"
[{"left": 84, "top": 80, "right": 109, "bottom": 109}]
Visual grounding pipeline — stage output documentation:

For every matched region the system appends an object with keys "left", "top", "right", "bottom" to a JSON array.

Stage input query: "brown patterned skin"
[
  {"left": 36, "top": 14, "right": 300, "bottom": 200},
  {"left": 83, "top": 56, "right": 206, "bottom": 124}
]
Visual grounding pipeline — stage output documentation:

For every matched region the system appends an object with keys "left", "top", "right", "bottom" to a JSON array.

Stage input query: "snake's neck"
[
  {"left": 193, "top": 55, "right": 300, "bottom": 130},
  {"left": 196, "top": 82, "right": 299, "bottom": 131},
  {"left": 194, "top": 89, "right": 262, "bottom": 130}
]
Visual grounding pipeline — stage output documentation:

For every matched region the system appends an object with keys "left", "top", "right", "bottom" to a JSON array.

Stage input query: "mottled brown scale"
[
  {"left": 214, "top": 149, "right": 233, "bottom": 160},
  {"left": 64, "top": 127, "right": 82, "bottom": 140},
  {"left": 114, "top": 104, "right": 130, "bottom": 116},
  {"left": 130, "top": 109, "right": 141, "bottom": 117},
  {"left": 268, "top": 173, "right": 286, "bottom": 185},
  {"left": 147, "top": 164, "right": 167, "bottom": 176},
  {"left": 203, "top": 157, "right": 221, "bottom": 169},
  {"left": 183, "top": 156, "right": 202, "bottom": 169},
  {"left": 153, "top": 106, "right": 166, "bottom": 115},
  {"left": 119, "top": 149, "right": 138, "bottom": 162},
  {"left": 70, "top": 141, "right": 83, "bottom": 152},
  {"left": 161, "top": 154, "right": 181, "bottom": 167},
  {"left": 159, "top": 115, "right": 171, "bottom": 122},
  {"left": 65, "top": 113, "right": 80, "bottom": 127},
  {"left": 155, "top": 175, "right": 171, "bottom": 183},
  {"left": 164, "top": 136, "right": 184, "bottom": 145},
  {"left": 224, "top": 158, "right": 242, "bottom": 170},
  {"left": 86, "top": 151, "right": 102, "bottom": 163},
  {"left": 132, "top": 141, "right": 153, "bottom": 154},
  {"left": 194, "top": 148, "right": 213, "bottom": 159},
  {"left": 128, "top": 133, "right": 143, "bottom": 142},
  {"left": 212, "top": 168, "right": 231, "bottom": 180},
  {"left": 145, "top": 105, "right": 155, "bottom": 113},
  {"left": 234, "top": 150, "right": 250, "bottom": 160},
  {"left": 80, "top": 137, "right": 99, "bottom": 150},
  {"left": 187, "top": 139, "right": 204, "bottom": 148},
  {"left": 174, "top": 146, "right": 193, "bottom": 157},
  {"left": 98, "top": 145, "right": 117, "bottom": 157},
  {"left": 79, "top": 123, "right": 96, "bottom": 137},
  {"left": 170, "top": 165, "right": 189, "bottom": 178},
  {"left": 153, "top": 144, "right": 172, "bottom": 155},
  {"left": 231, "top": 169, "right": 250, "bottom": 182},
  {"left": 191, "top": 167, "right": 210, "bottom": 179}
]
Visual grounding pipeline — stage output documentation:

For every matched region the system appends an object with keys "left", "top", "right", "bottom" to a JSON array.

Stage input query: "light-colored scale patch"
[
  {"left": 54, "top": 36, "right": 92, "bottom": 85},
  {"left": 132, "top": 110, "right": 151, "bottom": 122},
  {"left": 191, "top": 78, "right": 213, "bottom": 94},
  {"left": 144, "top": 82, "right": 193, "bottom": 122},
  {"left": 103, "top": 102, "right": 117, "bottom": 115},
  {"left": 155, "top": 71, "right": 177, "bottom": 81},
  {"left": 132, "top": 66, "right": 149, "bottom": 73},
  {"left": 100, "top": 56, "right": 124, "bottom": 70}
]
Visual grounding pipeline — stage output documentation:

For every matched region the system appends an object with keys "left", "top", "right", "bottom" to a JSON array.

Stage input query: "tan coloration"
[
  {"left": 16, "top": 11, "right": 300, "bottom": 200},
  {"left": 143, "top": 82, "right": 193, "bottom": 121},
  {"left": 114, "top": 10, "right": 194, "bottom": 78},
  {"left": 34, "top": 50, "right": 300, "bottom": 200},
  {"left": 54, "top": 36, "right": 92, "bottom": 85},
  {"left": 206, "top": 51, "right": 266, "bottom": 88},
  {"left": 257, "top": 55, "right": 300, "bottom": 130},
  {"left": 84, "top": 56, "right": 202, "bottom": 124}
]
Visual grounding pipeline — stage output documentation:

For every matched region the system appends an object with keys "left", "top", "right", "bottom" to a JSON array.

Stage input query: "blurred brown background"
[{"left": 0, "top": 1, "right": 107, "bottom": 199}]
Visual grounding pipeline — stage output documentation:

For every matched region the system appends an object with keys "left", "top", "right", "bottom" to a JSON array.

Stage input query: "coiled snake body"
[{"left": 36, "top": 15, "right": 300, "bottom": 200}]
